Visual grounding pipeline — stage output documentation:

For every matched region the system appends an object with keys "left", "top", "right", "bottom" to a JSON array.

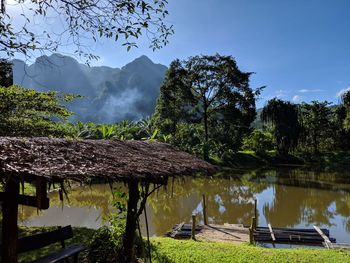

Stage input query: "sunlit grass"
[
  {"left": 18, "top": 227, "right": 350, "bottom": 263},
  {"left": 151, "top": 237, "right": 350, "bottom": 263}
]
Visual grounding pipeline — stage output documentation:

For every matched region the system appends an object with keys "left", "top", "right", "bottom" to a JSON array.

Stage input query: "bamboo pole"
[
  {"left": 191, "top": 213, "right": 196, "bottom": 240},
  {"left": 202, "top": 194, "right": 208, "bottom": 225}
]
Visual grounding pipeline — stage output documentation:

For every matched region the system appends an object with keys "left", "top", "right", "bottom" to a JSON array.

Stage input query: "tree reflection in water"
[{"left": 19, "top": 168, "right": 350, "bottom": 242}]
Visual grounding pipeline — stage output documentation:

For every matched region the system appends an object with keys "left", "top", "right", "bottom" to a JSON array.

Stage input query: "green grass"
[
  {"left": 17, "top": 227, "right": 350, "bottom": 263},
  {"left": 151, "top": 237, "right": 350, "bottom": 263}
]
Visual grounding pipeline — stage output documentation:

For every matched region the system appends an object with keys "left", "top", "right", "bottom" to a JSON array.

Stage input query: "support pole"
[
  {"left": 191, "top": 213, "right": 196, "bottom": 240},
  {"left": 202, "top": 194, "right": 208, "bottom": 225},
  {"left": 1, "top": 176, "right": 20, "bottom": 263},
  {"left": 36, "top": 178, "right": 49, "bottom": 209},
  {"left": 254, "top": 198, "right": 257, "bottom": 224},
  {"left": 144, "top": 204, "right": 152, "bottom": 263},
  {"left": 249, "top": 217, "right": 256, "bottom": 245},
  {"left": 123, "top": 179, "right": 140, "bottom": 263}
]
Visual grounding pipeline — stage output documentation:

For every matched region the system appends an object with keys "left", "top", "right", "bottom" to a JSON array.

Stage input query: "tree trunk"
[
  {"left": 123, "top": 179, "right": 140, "bottom": 263},
  {"left": 1, "top": 176, "right": 20, "bottom": 263}
]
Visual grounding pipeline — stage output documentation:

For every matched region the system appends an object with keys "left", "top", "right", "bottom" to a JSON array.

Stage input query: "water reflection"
[{"left": 19, "top": 168, "right": 350, "bottom": 243}]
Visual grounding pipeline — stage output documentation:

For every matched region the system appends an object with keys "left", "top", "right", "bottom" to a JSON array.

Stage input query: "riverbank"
[
  {"left": 219, "top": 150, "right": 350, "bottom": 171},
  {"left": 19, "top": 227, "right": 350, "bottom": 263}
]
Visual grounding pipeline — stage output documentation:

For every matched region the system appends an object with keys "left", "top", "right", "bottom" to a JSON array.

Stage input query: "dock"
[
  {"left": 253, "top": 225, "right": 336, "bottom": 246},
  {"left": 166, "top": 195, "right": 343, "bottom": 248},
  {"left": 166, "top": 222, "right": 336, "bottom": 246},
  {"left": 166, "top": 223, "right": 249, "bottom": 243}
]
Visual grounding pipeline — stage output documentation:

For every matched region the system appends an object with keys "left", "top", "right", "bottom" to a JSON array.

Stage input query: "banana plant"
[{"left": 96, "top": 124, "right": 116, "bottom": 139}]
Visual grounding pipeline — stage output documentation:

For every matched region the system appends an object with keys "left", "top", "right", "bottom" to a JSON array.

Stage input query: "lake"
[{"left": 19, "top": 167, "right": 350, "bottom": 243}]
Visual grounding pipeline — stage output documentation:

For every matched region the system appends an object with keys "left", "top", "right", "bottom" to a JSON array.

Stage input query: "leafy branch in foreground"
[{"left": 0, "top": 0, "right": 173, "bottom": 61}]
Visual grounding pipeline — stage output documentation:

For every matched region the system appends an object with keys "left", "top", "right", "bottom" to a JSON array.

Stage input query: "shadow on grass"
[
  {"left": 18, "top": 226, "right": 95, "bottom": 263},
  {"left": 149, "top": 240, "right": 175, "bottom": 263}
]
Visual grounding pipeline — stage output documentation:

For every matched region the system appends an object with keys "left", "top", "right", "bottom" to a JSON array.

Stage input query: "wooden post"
[
  {"left": 254, "top": 198, "right": 257, "bottom": 225},
  {"left": 313, "top": 225, "right": 331, "bottom": 249},
  {"left": 1, "top": 176, "right": 20, "bottom": 263},
  {"left": 123, "top": 179, "right": 140, "bottom": 263},
  {"left": 191, "top": 213, "right": 196, "bottom": 240},
  {"left": 268, "top": 223, "right": 276, "bottom": 242},
  {"left": 249, "top": 216, "right": 256, "bottom": 245},
  {"left": 36, "top": 178, "right": 49, "bottom": 209},
  {"left": 202, "top": 194, "right": 208, "bottom": 225},
  {"left": 249, "top": 228, "right": 254, "bottom": 244}
]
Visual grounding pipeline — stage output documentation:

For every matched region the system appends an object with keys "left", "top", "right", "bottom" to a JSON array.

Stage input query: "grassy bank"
[
  {"left": 151, "top": 237, "right": 350, "bottom": 263},
  {"left": 18, "top": 227, "right": 350, "bottom": 263}
]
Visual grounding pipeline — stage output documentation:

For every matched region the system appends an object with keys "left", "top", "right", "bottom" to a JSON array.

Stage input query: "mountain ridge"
[{"left": 13, "top": 54, "right": 167, "bottom": 123}]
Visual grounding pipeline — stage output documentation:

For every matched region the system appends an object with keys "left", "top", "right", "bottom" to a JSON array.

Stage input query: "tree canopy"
[
  {"left": 0, "top": 85, "right": 75, "bottom": 137},
  {"left": 154, "top": 54, "right": 261, "bottom": 160},
  {"left": 0, "top": 0, "right": 173, "bottom": 61},
  {"left": 341, "top": 90, "right": 350, "bottom": 107},
  {"left": 335, "top": 90, "right": 350, "bottom": 148},
  {"left": 341, "top": 90, "right": 350, "bottom": 132},
  {"left": 154, "top": 59, "right": 192, "bottom": 134},
  {"left": 299, "top": 101, "right": 333, "bottom": 154},
  {"left": 261, "top": 98, "right": 300, "bottom": 154}
]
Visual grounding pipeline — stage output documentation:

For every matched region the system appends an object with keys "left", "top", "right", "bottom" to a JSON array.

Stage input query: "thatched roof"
[{"left": 0, "top": 137, "right": 215, "bottom": 183}]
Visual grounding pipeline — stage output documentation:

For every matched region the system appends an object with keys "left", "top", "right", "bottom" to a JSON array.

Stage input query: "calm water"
[{"left": 19, "top": 168, "right": 350, "bottom": 243}]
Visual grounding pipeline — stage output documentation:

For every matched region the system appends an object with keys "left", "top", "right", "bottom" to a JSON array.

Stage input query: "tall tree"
[
  {"left": 341, "top": 90, "right": 350, "bottom": 131},
  {"left": 154, "top": 59, "right": 191, "bottom": 135},
  {"left": 0, "top": 0, "right": 173, "bottom": 61},
  {"left": 334, "top": 90, "right": 350, "bottom": 149},
  {"left": 261, "top": 98, "right": 300, "bottom": 155},
  {"left": 299, "top": 101, "right": 334, "bottom": 154},
  {"left": 341, "top": 90, "right": 350, "bottom": 107},
  {"left": 155, "top": 54, "right": 261, "bottom": 160}
]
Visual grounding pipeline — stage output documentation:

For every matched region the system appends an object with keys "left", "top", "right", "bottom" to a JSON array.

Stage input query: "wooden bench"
[{"left": 18, "top": 225, "right": 85, "bottom": 263}]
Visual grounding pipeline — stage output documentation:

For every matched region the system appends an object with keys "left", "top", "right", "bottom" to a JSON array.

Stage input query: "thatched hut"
[{"left": 0, "top": 137, "right": 215, "bottom": 262}]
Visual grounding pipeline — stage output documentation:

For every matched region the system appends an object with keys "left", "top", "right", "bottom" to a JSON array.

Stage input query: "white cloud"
[
  {"left": 275, "top": 89, "right": 287, "bottom": 98},
  {"left": 292, "top": 95, "right": 302, "bottom": 103},
  {"left": 298, "top": 89, "right": 324, "bottom": 93},
  {"left": 336, "top": 87, "right": 350, "bottom": 98}
]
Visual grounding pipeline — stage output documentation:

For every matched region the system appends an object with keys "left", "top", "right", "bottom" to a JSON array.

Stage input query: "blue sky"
[{"left": 11, "top": 0, "right": 350, "bottom": 107}]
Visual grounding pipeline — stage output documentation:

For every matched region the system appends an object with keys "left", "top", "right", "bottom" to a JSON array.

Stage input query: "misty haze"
[{"left": 13, "top": 54, "right": 167, "bottom": 123}]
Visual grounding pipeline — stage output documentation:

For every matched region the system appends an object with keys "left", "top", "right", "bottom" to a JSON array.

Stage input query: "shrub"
[
  {"left": 88, "top": 226, "right": 120, "bottom": 263},
  {"left": 87, "top": 191, "right": 145, "bottom": 262},
  {"left": 242, "top": 129, "right": 275, "bottom": 155}
]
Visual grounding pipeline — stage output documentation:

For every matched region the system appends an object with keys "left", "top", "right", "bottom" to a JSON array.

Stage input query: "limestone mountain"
[{"left": 13, "top": 54, "right": 167, "bottom": 123}]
